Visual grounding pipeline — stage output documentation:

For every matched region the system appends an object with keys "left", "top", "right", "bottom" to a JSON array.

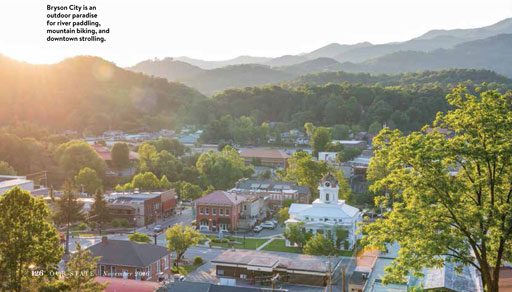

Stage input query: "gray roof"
[
  {"left": 87, "top": 239, "right": 169, "bottom": 267},
  {"left": 422, "top": 262, "right": 477, "bottom": 292},
  {"left": 166, "top": 282, "right": 263, "bottom": 292},
  {"left": 235, "top": 179, "right": 311, "bottom": 195}
]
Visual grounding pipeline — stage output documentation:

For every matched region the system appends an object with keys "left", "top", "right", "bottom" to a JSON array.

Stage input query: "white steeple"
[{"left": 317, "top": 173, "right": 339, "bottom": 205}]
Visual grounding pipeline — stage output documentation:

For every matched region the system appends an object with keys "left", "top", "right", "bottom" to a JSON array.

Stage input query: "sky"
[{"left": 1, "top": 0, "right": 511, "bottom": 67}]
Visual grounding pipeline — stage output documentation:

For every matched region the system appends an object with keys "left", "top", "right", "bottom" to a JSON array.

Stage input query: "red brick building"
[{"left": 194, "top": 191, "right": 246, "bottom": 232}]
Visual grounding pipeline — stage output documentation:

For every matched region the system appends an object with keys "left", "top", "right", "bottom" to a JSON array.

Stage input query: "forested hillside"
[{"left": 0, "top": 56, "right": 205, "bottom": 133}]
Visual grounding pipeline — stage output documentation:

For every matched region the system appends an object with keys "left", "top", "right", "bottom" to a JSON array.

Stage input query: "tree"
[
  {"left": 111, "top": 142, "right": 130, "bottom": 169},
  {"left": 0, "top": 187, "right": 62, "bottom": 291},
  {"left": 74, "top": 167, "right": 102, "bottom": 195},
  {"left": 279, "top": 151, "right": 329, "bottom": 199},
  {"left": 160, "top": 175, "right": 171, "bottom": 190},
  {"left": 196, "top": 146, "right": 253, "bottom": 189},
  {"left": 283, "top": 222, "right": 310, "bottom": 249},
  {"left": 0, "top": 161, "right": 16, "bottom": 175},
  {"left": 303, "top": 233, "right": 337, "bottom": 256},
  {"left": 304, "top": 122, "right": 315, "bottom": 137},
  {"left": 363, "top": 87, "right": 512, "bottom": 291},
  {"left": 55, "top": 181, "right": 84, "bottom": 255},
  {"left": 166, "top": 224, "right": 202, "bottom": 267},
  {"left": 128, "top": 232, "right": 152, "bottom": 244},
  {"left": 180, "top": 182, "right": 203, "bottom": 201},
  {"left": 64, "top": 243, "right": 106, "bottom": 292},
  {"left": 335, "top": 227, "right": 349, "bottom": 249},
  {"left": 132, "top": 172, "right": 161, "bottom": 191},
  {"left": 277, "top": 207, "right": 289, "bottom": 225},
  {"left": 310, "top": 127, "right": 332, "bottom": 156},
  {"left": 368, "top": 121, "right": 382, "bottom": 134},
  {"left": 55, "top": 140, "right": 106, "bottom": 177},
  {"left": 89, "top": 190, "right": 110, "bottom": 234},
  {"left": 332, "top": 124, "right": 351, "bottom": 140}
]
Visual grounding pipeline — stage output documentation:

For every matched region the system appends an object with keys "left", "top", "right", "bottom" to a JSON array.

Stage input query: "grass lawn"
[
  {"left": 261, "top": 239, "right": 302, "bottom": 253},
  {"left": 172, "top": 263, "right": 202, "bottom": 275},
  {"left": 209, "top": 237, "right": 268, "bottom": 250}
]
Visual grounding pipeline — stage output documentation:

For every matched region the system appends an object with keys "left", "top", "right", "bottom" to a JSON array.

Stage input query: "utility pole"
[{"left": 342, "top": 265, "right": 347, "bottom": 292}]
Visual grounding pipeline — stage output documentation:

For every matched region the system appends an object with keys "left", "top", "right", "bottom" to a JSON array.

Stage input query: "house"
[
  {"left": 95, "top": 277, "right": 163, "bottom": 291},
  {"left": 239, "top": 148, "right": 290, "bottom": 169},
  {"left": 231, "top": 179, "right": 311, "bottom": 208},
  {"left": 92, "top": 143, "right": 139, "bottom": 177},
  {"left": 211, "top": 249, "right": 342, "bottom": 287},
  {"left": 0, "top": 175, "right": 48, "bottom": 196},
  {"left": 318, "top": 152, "right": 338, "bottom": 163},
  {"left": 238, "top": 195, "right": 267, "bottom": 229},
  {"left": 194, "top": 191, "right": 246, "bottom": 232},
  {"left": 87, "top": 237, "right": 172, "bottom": 282},
  {"left": 106, "top": 190, "right": 177, "bottom": 227},
  {"left": 285, "top": 173, "right": 362, "bottom": 249}
]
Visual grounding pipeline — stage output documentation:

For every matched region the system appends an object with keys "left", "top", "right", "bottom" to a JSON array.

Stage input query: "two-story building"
[
  {"left": 231, "top": 179, "right": 311, "bottom": 209},
  {"left": 285, "top": 173, "right": 362, "bottom": 249},
  {"left": 87, "top": 237, "right": 171, "bottom": 282},
  {"left": 106, "top": 190, "right": 177, "bottom": 227},
  {"left": 194, "top": 191, "right": 246, "bottom": 232}
]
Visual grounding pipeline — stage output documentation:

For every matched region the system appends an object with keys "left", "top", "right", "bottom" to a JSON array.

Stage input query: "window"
[
  {"left": 219, "top": 208, "right": 224, "bottom": 215},
  {"left": 326, "top": 193, "right": 330, "bottom": 201},
  {"left": 218, "top": 269, "right": 224, "bottom": 275},
  {"left": 240, "top": 274, "right": 247, "bottom": 279},
  {"left": 225, "top": 209, "right": 230, "bottom": 216},
  {"left": 164, "top": 256, "right": 169, "bottom": 269},
  {"left": 244, "top": 205, "right": 247, "bottom": 211},
  {"left": 157, "top": 260, "right": 161, "bottom": 273},
  {"left": 146, "top": 265, "right": 152, "bottom": 280},
  {"left": 305, "top": 216, "right": 309, "bottom": 221},
  {"left": 99, "top": 265, "right": 105, "bottom": 276},
  {"left": 200, "top": 207, "right": 204, "bottom": 215},
  {"left": 205, "top": 208, "right": 209, "bottom": 215},
  {"left": 212, "top": 208, "right": 217, "bottom": 215}
]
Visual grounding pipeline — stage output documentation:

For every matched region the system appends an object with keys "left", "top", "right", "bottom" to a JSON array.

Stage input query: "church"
[{"left": 285, "top": 173, "right": 362, "bottom": 249}]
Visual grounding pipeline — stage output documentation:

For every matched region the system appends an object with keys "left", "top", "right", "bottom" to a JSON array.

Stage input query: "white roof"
[
  {"left": 289, "top": 201, "right": 360, "bottom": 219},
  {"left": 0, "top": 179, "right": 32, "bottom": 189}
]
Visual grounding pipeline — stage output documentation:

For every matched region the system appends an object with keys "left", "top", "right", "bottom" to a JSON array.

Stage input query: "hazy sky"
[{"left": 1, "top": 0, "right": 511, "bottom": 66}]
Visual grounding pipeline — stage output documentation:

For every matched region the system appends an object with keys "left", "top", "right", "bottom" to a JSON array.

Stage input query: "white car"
[
  {"left": 253, "top": 225, "right": 263, "bottom": 233},
  {"left": 199, "top": 225, "right": 209, "bottom": 232},
  {"left": 260, "top": 222, "right": 275, "bottom": 229}
]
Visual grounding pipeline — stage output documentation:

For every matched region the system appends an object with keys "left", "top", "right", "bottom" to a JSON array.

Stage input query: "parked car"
[
  {"left": 199, "top": 225, "right": 209, "bottom": 232},
  {"left": 153, "top": 225, "right": 164, "bottom": 233},
  {"left": 260, "top": 221, "right": 275, "bottom": 229},
  {"left": 253, "top": 225, "right": 263, "bottom": 233},
  {"left": 270, "top": 219, "right": 278, "bottom": 226}
]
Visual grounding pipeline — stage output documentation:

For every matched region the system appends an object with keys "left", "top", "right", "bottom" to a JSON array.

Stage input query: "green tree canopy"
[
  {"left": 283, "top": 222, "right": 310, "bottom": 249},
  {"left": 363, "top": 87, "right": 512, "bottom": 291},
  {"left": 278, "top": 151, "right": 328, "bottom": 199},
  {"left": 55, "top": 140, "right": 106, "bottom": 177},
  {"left": 128, "top": 232, "right": 152, "bottom": 244},
  {"left": 277, "top": 207, "right": 289, "bottom": 225},
  {"left": 303, "top": 233, "right": 337, "bottom": 256},
  {"left": 64, "top": 243, "right": 106, "bottom": 291},
  {"left": 74, "top": 167, "right": 102, "bottom": 195},
  {"left": 111, "top": 142, "right": 130, "bottom": 169},
  {"left": 0, "top": 187, "right": 63, "bottom": 291},
  {"left": 196, "top": 145, "right": 253, "bottom": 189},
  {"left": 132, "top": 172, "right": 161, "bottom": 191},
  {"left": 166, "top": 224, "right": 202, "bottom": 267},
  {"left": 54, "top": 182, "right": 84, "bottom": 254},
  {"left": 0, "top": 161, "right": 16, "bottom": 175},
  {"left": 310, "top": 127, "right": 332, "bottom": 156}
]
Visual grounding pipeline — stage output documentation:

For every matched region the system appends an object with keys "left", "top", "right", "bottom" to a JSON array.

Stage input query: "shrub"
[
  {"left": 193, "top": 256, "right": 204, "bottom": 265},
  {"left": 77, "top": 222, "right": 87, "bottom": 230}
]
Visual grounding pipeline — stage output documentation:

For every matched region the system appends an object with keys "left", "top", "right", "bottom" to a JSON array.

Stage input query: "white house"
[{"left": 285, "top": 173, "right": 362, "bottom": 249}]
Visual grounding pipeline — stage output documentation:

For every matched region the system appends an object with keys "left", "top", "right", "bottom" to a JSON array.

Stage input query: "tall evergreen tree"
[
  {"left": 89, "top": 190, "right": 109, "bottom": 235},
  {"left": 55, "top": 181, "right": 84, "bottom": 255}
]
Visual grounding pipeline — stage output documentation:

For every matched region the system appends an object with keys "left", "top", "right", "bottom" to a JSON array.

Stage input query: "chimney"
[{"left": 101, "top": 236, "right": 108, "bottom": 244}]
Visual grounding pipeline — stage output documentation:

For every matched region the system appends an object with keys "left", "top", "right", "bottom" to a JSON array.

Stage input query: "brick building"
[
  {"left": 239, "top": 149, "right": 290, "bottom": 169},
  {"left": 106, "top": 190, "right": 177, "bottom": 227},
  {"left": 87, "top": 237, "right": 171, "bottom": 282},
  {"left": 194, "top": 191, "right": 246, "bottom": 232}
]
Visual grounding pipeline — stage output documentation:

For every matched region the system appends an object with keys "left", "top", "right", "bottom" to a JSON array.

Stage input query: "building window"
[
  {"left": 99, "top": 265, "right": 105, "bottom": 276},
  {"left": 212, "top": 208, "right": 217, "bottom": 215},
  {"left": 219, "top": 208, "right": 224, "bottom": 215},
  {"left": 164, "top": 256, "right": 169, "bottom": 269},
  {"left": 240, "top": 274, "right": 247, "bottom": 279},
  {"left": 225, "top": 209, "right": 230, "bottom": 216},
  {"left": 200, "top": 207, "right": 204, "bottom": 215},
  {"left": 157, "top": 260, "right": 161, "bottom": 273},
  {"left": 326, "top": 193, "right": 330, "bottom": 201},
  {"left": 218, "top": 269, "right": 224, "bottom": 275},
  {"left": 205, "top": 208, "right": 209, "bottom": 215},
  {"left": 244, "top": 205, "right": 247, "bottom": 211}
]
